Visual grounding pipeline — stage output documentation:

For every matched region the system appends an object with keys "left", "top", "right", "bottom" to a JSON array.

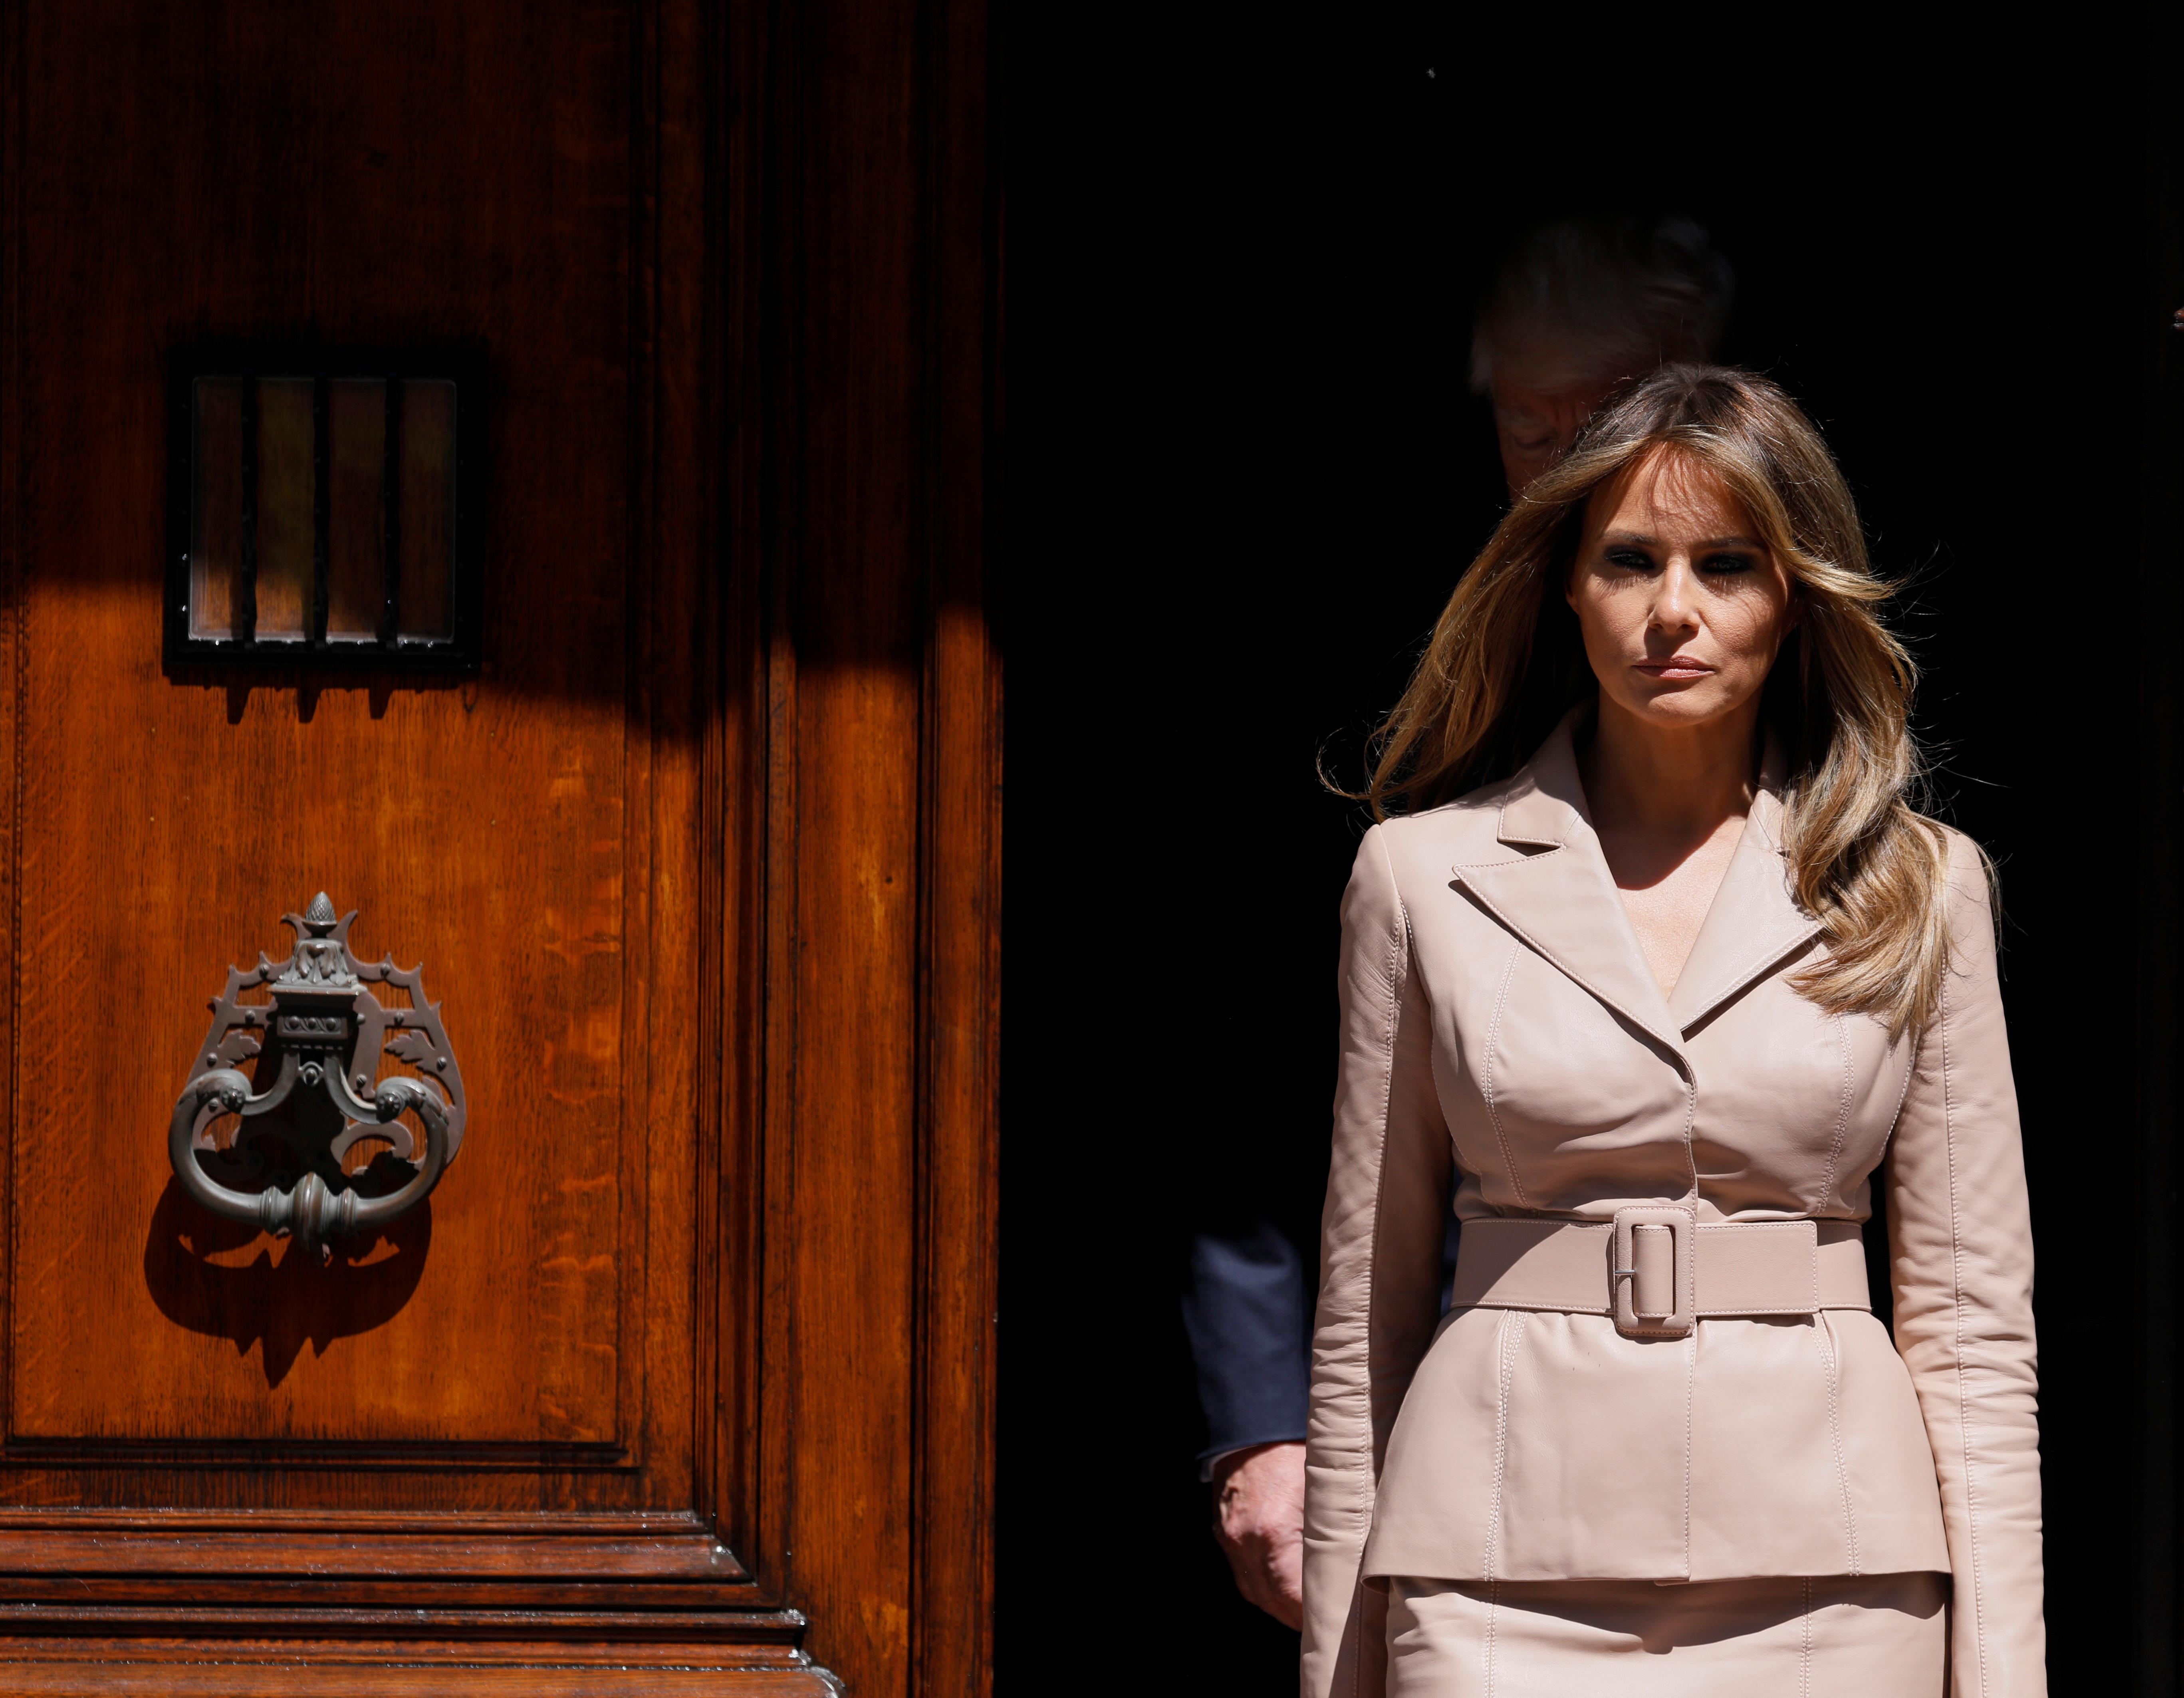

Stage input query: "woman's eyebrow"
[{"left": 1598, "top": 529, "right": 1766, "bottom": 551}]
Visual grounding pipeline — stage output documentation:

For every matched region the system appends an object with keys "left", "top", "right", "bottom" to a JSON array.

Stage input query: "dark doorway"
[{"left": 1004, "top": 4, "right": 2178, "bottom": 1690}]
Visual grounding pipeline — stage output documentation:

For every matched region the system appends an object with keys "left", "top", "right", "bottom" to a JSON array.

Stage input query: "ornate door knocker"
[{"left": 169, "top": 894, "right": 467, "bottom": 1260}]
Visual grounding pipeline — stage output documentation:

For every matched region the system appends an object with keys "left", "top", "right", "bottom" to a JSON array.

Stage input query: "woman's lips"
[{"left": 1635, "top": 657, "right": 1714, "bottom": 680}]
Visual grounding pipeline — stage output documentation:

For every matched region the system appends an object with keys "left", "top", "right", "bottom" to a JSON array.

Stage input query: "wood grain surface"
[
  {"left": 8, "top": 0, "right": 644, "bottom": 1464},
  {"left": 0, "top": 1661, "right": 836, "bottom": 1696},
  {"left": 0, "top": 0, "right": 1000, "bottom": 1686},
  {"left": 722, "top": 0, "right": 1002, "bottom": 1686}
]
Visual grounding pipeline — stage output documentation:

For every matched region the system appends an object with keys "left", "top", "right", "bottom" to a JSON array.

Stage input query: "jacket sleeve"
[
  {"left": 1302, "top": 826, "right": 1454, "bottom": 1698},
  {"left": 1884, "top": 829, "right": 2045, "bottom": 1697},
  {"left": 1181, "top": 1217, "right": 1311, "bottom": 1473}
]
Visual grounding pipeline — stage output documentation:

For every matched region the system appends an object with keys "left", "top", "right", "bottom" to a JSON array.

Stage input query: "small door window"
[{"left": 168, "top": 351, "right": 482, "bottom": 669}]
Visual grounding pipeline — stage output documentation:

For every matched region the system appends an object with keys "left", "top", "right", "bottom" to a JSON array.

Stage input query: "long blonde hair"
[{"left": 1366, "top": 364, "right": 1967, "bottom": 1040}]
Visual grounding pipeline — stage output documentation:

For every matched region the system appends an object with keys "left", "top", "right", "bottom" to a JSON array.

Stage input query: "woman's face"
[{"left": 1566, "top": 446, "right": 1797, "bottom": 734}]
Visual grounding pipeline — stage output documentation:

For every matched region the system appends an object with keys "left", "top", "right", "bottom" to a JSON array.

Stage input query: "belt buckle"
[{"left": 1611, "top": 1205, "right": 1694, "bottom": 1339}]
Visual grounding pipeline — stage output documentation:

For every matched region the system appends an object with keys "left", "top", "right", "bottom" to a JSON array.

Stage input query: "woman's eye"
[
  {"left": 1700, "top": 552, "right": 1756, "bottom": 574},
  {"left": 1603, "top": 548, "right": 1653, "bottom": 571}
]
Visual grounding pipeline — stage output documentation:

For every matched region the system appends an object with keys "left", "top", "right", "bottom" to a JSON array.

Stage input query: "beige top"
[{"left": 1301, "top": 715, "right": 2044, "bottom": 1698}]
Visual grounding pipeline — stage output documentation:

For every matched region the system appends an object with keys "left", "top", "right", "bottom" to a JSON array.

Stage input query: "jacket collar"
[
  {"left": 1450, "top": 705, "right": 1823, "bottom": 1057},
  {"left": 1666, "top": 768, "right": 1824, "bottom": 1032}
]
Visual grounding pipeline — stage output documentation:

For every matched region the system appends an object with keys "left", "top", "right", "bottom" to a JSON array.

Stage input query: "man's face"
[{"left": 1490, "top": 379, "right": 1613, "bottom": 495}]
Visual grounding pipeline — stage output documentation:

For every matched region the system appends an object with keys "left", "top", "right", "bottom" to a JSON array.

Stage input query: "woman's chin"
[{"left": 1605, "top": 684, "right": 1758, "bottom": 734}]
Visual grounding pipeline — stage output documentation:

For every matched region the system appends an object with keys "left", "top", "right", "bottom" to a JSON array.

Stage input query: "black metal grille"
[{"left": 166, "top": 349, "right": 484, "bottom": 671}]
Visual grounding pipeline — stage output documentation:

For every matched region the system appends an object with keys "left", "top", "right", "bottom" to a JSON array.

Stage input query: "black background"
[{"left": 1002, "top": 4, "right": 2171, "bottom": 1688}]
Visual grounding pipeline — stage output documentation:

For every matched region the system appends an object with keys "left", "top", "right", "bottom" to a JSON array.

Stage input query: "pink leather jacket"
[{"left": 1302, "top": 718, "right": 2043, "bottom": 1698}]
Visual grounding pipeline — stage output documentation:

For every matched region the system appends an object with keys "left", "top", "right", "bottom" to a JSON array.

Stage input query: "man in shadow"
[{"left": 1184, "top": 210, "right": 1737, "bottom": 1629}]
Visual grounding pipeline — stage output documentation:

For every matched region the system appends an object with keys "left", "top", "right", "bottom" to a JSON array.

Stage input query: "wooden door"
[{"left": 0, "top": 0, "right": 1000, "bottom": 1692}]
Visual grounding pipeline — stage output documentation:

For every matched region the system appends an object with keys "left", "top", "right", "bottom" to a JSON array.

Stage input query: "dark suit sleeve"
[
  {"left": 1180, "top": 1156, "right": 1463, "bottom": 1481},
  {"left": 1181, "top": 1216, "right": 1312, "bottom": 1474}
]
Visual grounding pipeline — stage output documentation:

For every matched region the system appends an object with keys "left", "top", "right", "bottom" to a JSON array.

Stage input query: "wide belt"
[{"left": 1450, "top": 1208, "right": 1869, "bottom": 1340}]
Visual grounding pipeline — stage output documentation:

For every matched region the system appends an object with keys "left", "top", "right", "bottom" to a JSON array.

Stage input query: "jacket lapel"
[
  {"left": 1664, "top": 780, "right": 1825, "bottom": 1033},
  {"left": 1449, "top": 713, "right": 1688, "bottom": 1061}
]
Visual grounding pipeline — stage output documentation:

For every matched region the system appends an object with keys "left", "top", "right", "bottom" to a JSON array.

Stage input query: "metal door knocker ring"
[{"left": 169, "top": 893, "right": 468, "bottom": 1261}]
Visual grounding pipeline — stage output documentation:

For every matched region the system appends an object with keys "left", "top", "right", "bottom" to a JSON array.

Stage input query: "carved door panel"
[{"left": 0, "top": 0, "right": 1001, "bottom": 1692}]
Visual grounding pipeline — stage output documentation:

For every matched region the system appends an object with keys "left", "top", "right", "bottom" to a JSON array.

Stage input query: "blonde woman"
[{"left": 1303, "top": 366, "right": 2042, "bottom": 1696}]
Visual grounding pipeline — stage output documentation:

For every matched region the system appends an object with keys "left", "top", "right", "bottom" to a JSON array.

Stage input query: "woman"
[{"left": 1303, "top": 366, "right": 2042, "bottom": 1696}]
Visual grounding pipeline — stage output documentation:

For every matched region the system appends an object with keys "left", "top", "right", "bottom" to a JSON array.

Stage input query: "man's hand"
[{"left": 1212, "top": 1440, "right": 1306, "bottom": 1630}]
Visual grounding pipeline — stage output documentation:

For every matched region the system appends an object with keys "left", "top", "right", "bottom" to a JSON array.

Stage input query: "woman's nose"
[{"left": 1650, "top": 560, "right": 1701, "bottom": 631}]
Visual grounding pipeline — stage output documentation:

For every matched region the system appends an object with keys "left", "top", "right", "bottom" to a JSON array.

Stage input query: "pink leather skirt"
[{"left": 1387, "top": 1571, "right": 1948, "bottom": 1696}]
